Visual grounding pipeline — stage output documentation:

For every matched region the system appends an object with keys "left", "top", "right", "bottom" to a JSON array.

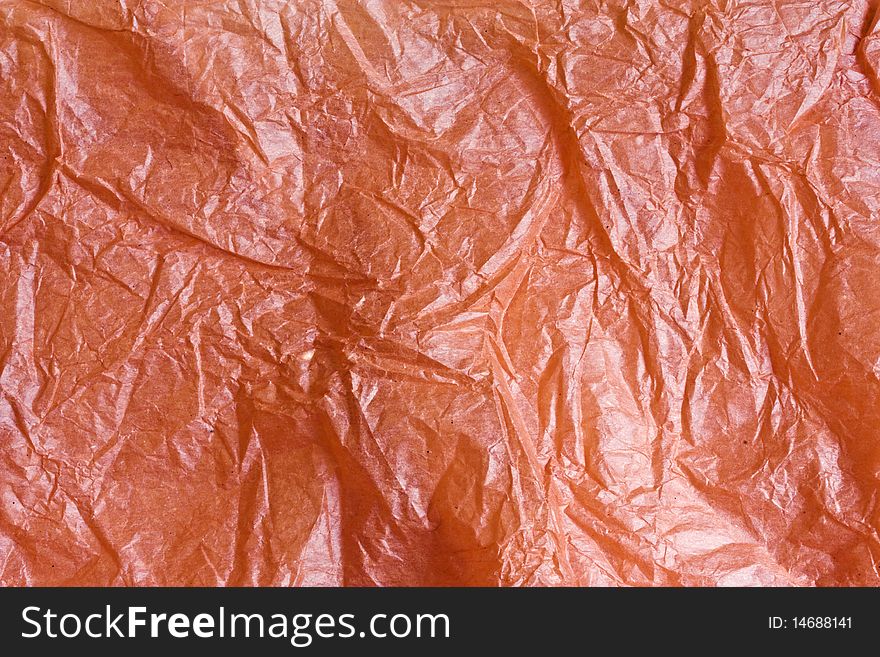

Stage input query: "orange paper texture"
[{"left": 2, "top": 0, "right": 879, "bottom": 586}]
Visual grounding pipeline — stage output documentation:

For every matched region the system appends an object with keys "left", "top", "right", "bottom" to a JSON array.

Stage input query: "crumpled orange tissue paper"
[{"left": 2, "top": 0, "right": 880, "bottom": 586}]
